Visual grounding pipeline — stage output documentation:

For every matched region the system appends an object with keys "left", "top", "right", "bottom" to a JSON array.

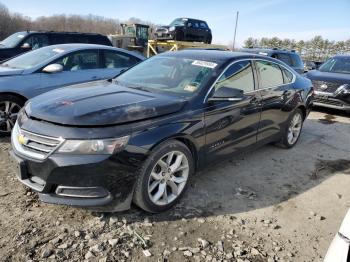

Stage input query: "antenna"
[{"left": 232, "top": 11, "right": 239, "bottom": 51}]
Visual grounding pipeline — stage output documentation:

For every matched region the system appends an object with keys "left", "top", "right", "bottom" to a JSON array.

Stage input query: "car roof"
[
  {"left": 19, "top": 31, "right": 106, "bottom": 36},
  {"left": 333, "top": 54, "right": 350, "bottom": 58},
  {"left": 158, "top": 49, "right": 279, "bottom": 63},
  {"left": 241, "top": 48, "right": 298, "bottom": 55},
  {"left": 176, "top": 18, "right": 207, "bottom": 23},
  {"left": 37, "top": 44, "right": 145, "bottom": 59}
]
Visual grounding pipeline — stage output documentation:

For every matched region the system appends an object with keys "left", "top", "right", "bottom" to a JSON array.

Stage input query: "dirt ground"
[{"left": 0, "top": 108, "right": 349, "bottom": 262}]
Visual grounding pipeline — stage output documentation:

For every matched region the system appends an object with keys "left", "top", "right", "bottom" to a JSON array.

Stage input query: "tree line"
[
  {"left": 0, "top": 3, "right": 158, "bottom": 40},
  {"left": 243, "top": 36, "right": 350, "bottom": 62}
]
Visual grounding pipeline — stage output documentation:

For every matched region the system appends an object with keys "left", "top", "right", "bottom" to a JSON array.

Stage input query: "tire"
[
  {"left": 278, "top": 108, "right": 304, "bottom": 148},
  {"left": 206, "top": 35, "right": 212, "bottom": 44},
  {"left": 0, "top": 94, "right": 25, "bottom": 137},
  {"left": 133, "top": 140, "right": 194, "bottom": 213}
]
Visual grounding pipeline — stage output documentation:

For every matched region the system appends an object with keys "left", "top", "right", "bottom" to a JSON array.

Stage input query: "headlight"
[
  {"left": 57, "top": 136, "right": 129, "bottom": 155},
  {"left": 169, "top": 26, "right": 176, "bottom": 32},
  {"left": 335, "top": 84, "right": 350, "bottom": 95}
]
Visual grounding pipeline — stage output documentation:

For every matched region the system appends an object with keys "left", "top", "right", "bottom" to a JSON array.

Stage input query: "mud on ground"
[{"left": 0, "top": 109, "right": 349, "bottom": 262}]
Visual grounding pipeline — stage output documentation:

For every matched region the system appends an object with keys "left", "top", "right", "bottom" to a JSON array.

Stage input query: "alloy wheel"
[
  {"left": 0, "top": 101, "right": 21, "bottom": 133},
  {"left": 287, "top": 112, "right": 302, "bottom": 145},
  {"left": 148, "top": 151, "right": 189, "bottom": 206}
]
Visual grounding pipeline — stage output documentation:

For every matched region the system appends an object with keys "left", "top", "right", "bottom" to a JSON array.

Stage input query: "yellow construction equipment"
[{"left": 147, "top": 40, "right": 228, "bottom": 57}]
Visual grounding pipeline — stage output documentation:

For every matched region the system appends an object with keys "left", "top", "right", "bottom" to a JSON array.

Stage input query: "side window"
[
  {"left": 215, "top": 60, "right": 255, "bottom": 93},
  {"left": 25, "top": 34, "right": 50, "bottom": 49},
  {"left": 193, "top": 22, "right": 200, "bottom": 28},
  {"left": 200, "top": 22, "right": 208, "bottom": 29},
  {"left": 282, "top": 68, "right": 294, "bottom": 83},
  {"left": 50, "top": 34, "right": 65, "bottom": 44},
  {"left": 277, "top": 54, "right": 292, "bottom": 66},
  {"left": 55, "top": 50, "right": 99, "bottom": 71},
  {"left": 256, "top": 60, "right": 284, "bottom": 88},
  {"left": 103, "top": 50, "right": 140, "bottom": 69},
  {"left": 291, "top": 54, "right": 304, "bottom": 67}
]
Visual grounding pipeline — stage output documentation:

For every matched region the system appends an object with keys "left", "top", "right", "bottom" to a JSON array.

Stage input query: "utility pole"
[{"left": 233, "top": 11, "right": 239, "bottom": 51}]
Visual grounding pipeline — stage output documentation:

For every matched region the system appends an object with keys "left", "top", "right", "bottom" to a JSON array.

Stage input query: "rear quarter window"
[
  {"left": 291, "top": 54, "right": 304, "bottom": 67},
  {"left": 256, "top": 60, "right": 284, "bottom": 88}
]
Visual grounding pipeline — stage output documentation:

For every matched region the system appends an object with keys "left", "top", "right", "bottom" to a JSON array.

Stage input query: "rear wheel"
[
  {"left": 133, "top": 140, "right": 194, "bottom": 213},
  {"left": 279, "top": 109, "right": 304, "bottom": 148},
  {"left": 0, "top": 95, "right": 24, "bottom": 136},
  {"left": 206, "top": 35, "right": 212, "bottom": 44}
]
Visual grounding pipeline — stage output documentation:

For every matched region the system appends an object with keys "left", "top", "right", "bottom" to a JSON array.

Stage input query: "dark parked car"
[
  {"left": 154, "top": 18, "right": 212, "bottom": 44},
  {"left": 306, "top": 55, "right": 350, "bottom": 113},
  {"left": 10, "top": 50, "right": 313, "bottom": 213},
  {"left": 0, "top": 44, "right": 144, "bottom": 135},
  {"left": 0, "top": 31, "right": 112, "bottom": 61},
  {"left": 242, "top": 48, "right": 304, "bottom": 74}
]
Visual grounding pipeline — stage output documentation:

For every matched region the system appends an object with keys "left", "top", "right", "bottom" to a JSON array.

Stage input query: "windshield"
[
  {"left": 115, "top": 56, "right": 218, "bottom": 98},
  {"left": 319, "top": 57, "right": 350, "bottom": 74},
  {"left": 0, "top": 32, "right": 28, "bottom": 48},
  {"left": 1, "top": 46, "right": 66, "bottom": 69},
  {"left": 169, "top": 18, "right": 187, "bottom": 27}
]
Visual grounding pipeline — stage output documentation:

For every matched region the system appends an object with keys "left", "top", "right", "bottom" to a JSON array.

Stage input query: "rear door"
[
  {"left": 184, "top": 20, "right": 197, "bottom": 41},
  {"left": 254, "top": 59, "right": 296, "bottom": 142},
  {"left": 204, "top": 60, "right": 262, "bottom": 162},
  {"left": 199, "top": 21, "right": 210, "bottom": 42},
  {"left": 33, "top": 49, "right": 102, "bottom": 96}
]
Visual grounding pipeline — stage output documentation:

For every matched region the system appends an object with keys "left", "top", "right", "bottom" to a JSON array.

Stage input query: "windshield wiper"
[{"left": 128, "top": 85, "right": 152, "bottom": 93}]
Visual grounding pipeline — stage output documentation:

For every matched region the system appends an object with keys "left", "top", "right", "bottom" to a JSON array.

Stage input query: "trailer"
[{"left": 147, "top": 40, "right": 228, "bottom": 57}]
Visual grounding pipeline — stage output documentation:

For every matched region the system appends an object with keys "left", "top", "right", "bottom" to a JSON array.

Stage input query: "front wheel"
[
  {"left": 0, "top": 95, "right": 24, "bottom": 136},
  {"left": 133, "top": 140, "right": 194, "bottom": 213},
  {"left": 279, "top": 109, "right": 304, "bottom": 148}
]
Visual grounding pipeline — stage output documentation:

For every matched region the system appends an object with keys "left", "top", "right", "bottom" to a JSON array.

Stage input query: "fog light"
[{"left": 55, "top": 186, "right": 109, "bottom": 198}]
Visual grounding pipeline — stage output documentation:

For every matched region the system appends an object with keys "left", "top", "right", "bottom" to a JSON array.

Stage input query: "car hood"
[
  {"left": 25, "top": 80, "right": 187, "bottom": 126},
  {"left": 0, "top": 66, "right": 24, "bottom": 76},
  {"left": 156, "top": 26, "right": 170, "bottom": 31},
  {"left": 306, "top": 70, "right": 350, "bottom": 84}
]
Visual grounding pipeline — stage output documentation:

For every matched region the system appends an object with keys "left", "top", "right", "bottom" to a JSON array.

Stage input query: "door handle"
[
  {"left": 91, "top": 76, "right": 99, "bottom": 80},
  {"left": 249, "top": 96, "right": 261, "bottom": 105},
  {"left": 281, "top": 90, "right": 292, "bottom": 100}
]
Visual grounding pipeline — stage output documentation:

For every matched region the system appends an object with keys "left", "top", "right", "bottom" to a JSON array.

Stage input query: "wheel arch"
[
  {"left": 149, "top": 134, "right": 200, "bottom": 170},
  {"left": 0, "top": 92, "right": 28, "bottom": 104},
  {"left": 296, "top": 104, "right": 307, "bottom": 120}
]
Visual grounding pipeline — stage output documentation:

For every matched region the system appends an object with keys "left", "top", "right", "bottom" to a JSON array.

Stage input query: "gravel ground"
[{"left": 0, "top": 108, "right": 349, "bottom": 262}]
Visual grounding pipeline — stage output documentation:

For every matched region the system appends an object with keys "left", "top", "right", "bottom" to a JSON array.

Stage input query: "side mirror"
[
  {"left": 208, "top": 86, "right": 245, "bottom": 102},
  {"left": 21, "top": 43, "right": 31, "bottom": 49},
  {"left": 42, "top": 64, "right": 63, "bottom": 74}
]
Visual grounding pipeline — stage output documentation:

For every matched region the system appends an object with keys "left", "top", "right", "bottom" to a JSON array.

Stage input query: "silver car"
[{"left": 0, "top": 44, "right": 145, "bottom": 135}]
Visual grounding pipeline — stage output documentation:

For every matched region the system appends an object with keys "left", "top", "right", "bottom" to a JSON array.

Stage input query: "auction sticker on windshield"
[{"left": 192, "top": 60, "right": 217, "bottom": 69}]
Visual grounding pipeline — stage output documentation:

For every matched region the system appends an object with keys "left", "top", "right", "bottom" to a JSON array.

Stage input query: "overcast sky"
[{"left": 1, "top": 0, "right": 349, "bottom": 46}]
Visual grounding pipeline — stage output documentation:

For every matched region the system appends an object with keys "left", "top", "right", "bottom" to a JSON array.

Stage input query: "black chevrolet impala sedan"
[{"left": 10, "top": 50, "right": 313, "bottom": 213}]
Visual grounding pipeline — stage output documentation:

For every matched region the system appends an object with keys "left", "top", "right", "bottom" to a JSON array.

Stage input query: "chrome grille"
[
  {"left": 312, "top": 80, "right": 341, "bottom": 93},
  {"left": 12, "top": 122, "right": 64, "bottom": 160},
  {"left": 313, "top": 97, "right": 345, "bottom": 107}
]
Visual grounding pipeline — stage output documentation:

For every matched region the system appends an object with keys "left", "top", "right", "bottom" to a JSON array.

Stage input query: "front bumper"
[
  {"left": 10, "top": 144, "right": 141, "bottom": 212},
  {"left": 154, "top": 32, "right": 175, "bottom": 40},
  {"left": 313, "top": 91, "right": 350, "bottom": 111}
]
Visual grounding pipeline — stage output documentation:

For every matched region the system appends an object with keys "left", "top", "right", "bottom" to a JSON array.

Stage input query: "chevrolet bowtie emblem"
[{"left": 18, "top": 134, "right": 28, "bottom": 145}]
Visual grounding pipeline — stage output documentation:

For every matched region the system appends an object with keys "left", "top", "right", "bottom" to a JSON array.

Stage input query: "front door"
[
  {"left": 204, "top": 60, "right": 262, "bottom": 162},
  {"left": 33, "top": 49, "right": 103, "bottom": 96}
]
